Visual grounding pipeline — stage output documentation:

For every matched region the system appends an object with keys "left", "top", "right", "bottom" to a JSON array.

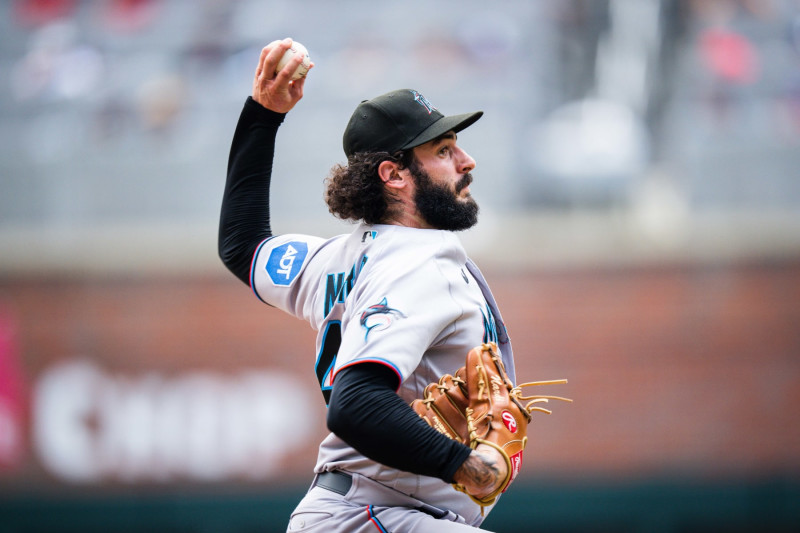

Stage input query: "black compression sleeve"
[
  {"left": 326, "top": 363, "right": 473, "bottom": 483},
  {"left": 218, "top": 97, "right": 286, "bottom": 285}
]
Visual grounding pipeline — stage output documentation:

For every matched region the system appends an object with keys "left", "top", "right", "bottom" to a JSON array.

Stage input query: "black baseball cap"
[{"left": 342, "top": 89, "right": 483, "bottom": 157}]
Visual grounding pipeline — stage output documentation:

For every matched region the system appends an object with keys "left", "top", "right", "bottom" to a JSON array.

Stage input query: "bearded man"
[{"left": 219, "top": 38, "right": 517, "bottom": 533}]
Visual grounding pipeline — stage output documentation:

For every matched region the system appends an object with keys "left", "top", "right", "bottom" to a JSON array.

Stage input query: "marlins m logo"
[
  {"left": 360, "top": 298, "right": 406, "bottom": 340},
  {"left": 410, "top": 90, "right": 436, "bottom": 114}
]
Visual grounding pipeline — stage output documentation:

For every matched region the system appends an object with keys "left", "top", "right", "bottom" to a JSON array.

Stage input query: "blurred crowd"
[{"left": 1, "top": 0, "right": 799, "bottom": 265}]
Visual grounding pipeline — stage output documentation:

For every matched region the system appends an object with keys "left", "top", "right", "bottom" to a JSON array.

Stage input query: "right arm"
[
  {"left": 218, "top": 38, "right": 313, "bottom": 284},
  {"left": 218, "top": 98, "right": 284, "bottom": 284}
]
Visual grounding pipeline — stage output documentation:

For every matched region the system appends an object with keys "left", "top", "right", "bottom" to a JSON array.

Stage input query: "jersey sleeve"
[
  {"left": 250, "top": 233, "right": 327, "bottom": 320},
  {"left": 332, "top": 234, "right": 464, "bottom": 383}
]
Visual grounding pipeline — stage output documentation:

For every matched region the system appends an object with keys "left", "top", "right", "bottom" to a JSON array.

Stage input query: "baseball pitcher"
[{"left": 218, "top": 38, "right": 569, "bottom": 533}]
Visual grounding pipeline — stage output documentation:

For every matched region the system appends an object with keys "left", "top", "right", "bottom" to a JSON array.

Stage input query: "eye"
[{"left": 438, "top": 146, "right": 451, "bottom": 156}]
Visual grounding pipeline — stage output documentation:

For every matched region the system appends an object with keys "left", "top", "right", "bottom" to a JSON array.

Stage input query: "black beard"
[{"left": 410, "top": 163, "right": 479, "bottom": 231}]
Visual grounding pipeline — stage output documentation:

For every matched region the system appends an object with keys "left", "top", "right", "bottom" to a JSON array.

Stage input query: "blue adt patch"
[{"left": 266, "top": 241, "right": 308, "bottom": 286}]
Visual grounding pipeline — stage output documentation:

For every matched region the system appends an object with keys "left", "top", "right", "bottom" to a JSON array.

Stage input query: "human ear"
[{"left": 378, "top": 160, "right": 405, "bottom": 186}]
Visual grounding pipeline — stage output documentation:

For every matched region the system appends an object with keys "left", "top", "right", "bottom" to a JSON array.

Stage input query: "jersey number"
[{"left": 315, "top": 321, "right": 341, "bottom": 405}]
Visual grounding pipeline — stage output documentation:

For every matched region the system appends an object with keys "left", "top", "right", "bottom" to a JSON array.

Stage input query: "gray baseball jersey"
[{"left": 252, "top": 221, "right": 513, "bottom": 527}]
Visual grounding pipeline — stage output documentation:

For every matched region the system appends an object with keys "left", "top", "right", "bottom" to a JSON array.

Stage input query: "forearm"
[
  {"left": 218, "top": 97, "right": 285, "bottom": 284},
  {"left": 327, "top": 363, "right": 472, "bottom": 483}
]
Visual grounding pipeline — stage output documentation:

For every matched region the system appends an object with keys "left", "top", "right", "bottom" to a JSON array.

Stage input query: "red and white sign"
[{"left": 0, "top": 310, "right": 26, "bottom": 470}]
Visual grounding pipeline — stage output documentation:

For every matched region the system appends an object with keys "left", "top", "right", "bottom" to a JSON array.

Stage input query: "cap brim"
[{"left": 401, "top": 111, "right": 483, "bottom": 150}]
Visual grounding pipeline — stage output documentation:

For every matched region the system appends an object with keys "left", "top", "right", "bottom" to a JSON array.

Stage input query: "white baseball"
[{"left": 275, "top": 41, "right": 311, "bottom": 80}]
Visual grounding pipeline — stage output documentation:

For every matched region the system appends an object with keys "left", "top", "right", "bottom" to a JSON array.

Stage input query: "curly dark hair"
[{"left": 324, "top": 150, "right": 416, "bottom": 224}]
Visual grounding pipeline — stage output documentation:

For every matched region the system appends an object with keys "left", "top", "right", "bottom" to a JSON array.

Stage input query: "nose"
[{"left": 458, "top": 147, "right": 476, "bottom": 174}]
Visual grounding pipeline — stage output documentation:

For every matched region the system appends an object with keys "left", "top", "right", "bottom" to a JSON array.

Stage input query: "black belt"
[
  {"left": 313, "top": 471, "right": 352, "bottom": 496},
  {"left": 311, "top": 471, "right": 449, "bottom": 519}
]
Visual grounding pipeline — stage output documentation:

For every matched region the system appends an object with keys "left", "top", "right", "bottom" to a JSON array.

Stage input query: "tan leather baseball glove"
[{"left": 411, "top": 342, "right": 572, "bottom": 510}]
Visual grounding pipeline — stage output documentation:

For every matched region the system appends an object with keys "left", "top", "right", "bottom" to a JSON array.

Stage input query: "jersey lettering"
[
  {"left": 482, "top": 303, "right": 499, "bottom": 344},
  {"left": 316, "top": 321, "right": 341, "bottom": 405},
  {"left": 323, "top": 256, "right": 368, "bottom": 316},
  {"left": 324, "top": 272, "right": 345, "bottom": 317}
]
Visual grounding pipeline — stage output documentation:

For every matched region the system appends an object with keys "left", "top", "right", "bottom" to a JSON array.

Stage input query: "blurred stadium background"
[{"left": 1, "top": 0, "right": 799, "bottom": 531}]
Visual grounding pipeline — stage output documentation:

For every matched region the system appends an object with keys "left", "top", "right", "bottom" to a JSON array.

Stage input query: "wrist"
[
  {"left": 245, "top": 96, "right": 287, "bottom": 125},
  {"left": 452, "top": 444, "right": 507, "bottom": 499}
]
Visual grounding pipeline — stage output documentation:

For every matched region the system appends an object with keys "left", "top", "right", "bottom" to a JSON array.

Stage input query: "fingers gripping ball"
[{"left": 275, "top": 41, "right": 311, "bottom": 80}]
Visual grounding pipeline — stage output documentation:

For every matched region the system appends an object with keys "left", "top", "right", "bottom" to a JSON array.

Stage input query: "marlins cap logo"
[{"left": 410, "top": 90, "right": 436, "bottom": 114}]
